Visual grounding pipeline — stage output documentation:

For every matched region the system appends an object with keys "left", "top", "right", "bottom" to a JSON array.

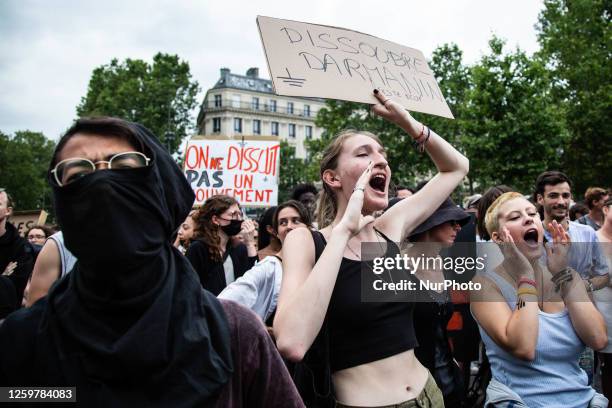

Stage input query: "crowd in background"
[{"left": 0, "top": 110, "right": 610, "bottom": 407}]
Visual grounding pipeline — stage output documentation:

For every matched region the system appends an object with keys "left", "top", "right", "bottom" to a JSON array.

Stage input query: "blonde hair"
[
  {"left": 316, "top": 129, "right": 383, "bottom": 228},
  {"left": 484, "top": 192, "right": 525, "bottom": 236}
]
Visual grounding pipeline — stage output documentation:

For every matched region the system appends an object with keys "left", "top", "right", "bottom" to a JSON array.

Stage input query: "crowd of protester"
[{"left": 0, "top": 92, "right": 610, "bottom": 407}]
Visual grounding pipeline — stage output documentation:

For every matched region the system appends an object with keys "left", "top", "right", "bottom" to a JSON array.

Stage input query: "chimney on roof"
[
  {"left": 246, "top": 67, "right": 259, "bottom": 78},
  {"left": 220, "top": 67, "right": 230, "bottom": 79}
]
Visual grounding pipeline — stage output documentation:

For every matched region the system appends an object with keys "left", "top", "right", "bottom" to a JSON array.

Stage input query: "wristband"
[
  {"left": 413, "top": 126, "right": 431, "bottom": 153},
  {"left": 518, "top": 277, "right": 537, "bottom": 287},
  {"left": 517, "top": 287, "right": 538, "bottom": 297},
  {"left": 417, "top": 127, "right": 431, "bottom": 153},
  {"left": 551, "top": 268, "right": 574, "bottom": 293}
]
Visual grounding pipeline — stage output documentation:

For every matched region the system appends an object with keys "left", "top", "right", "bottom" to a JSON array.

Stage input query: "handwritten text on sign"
[
  {"left": 184, "top": 138, "right": 280, "bottom": 207},
  {"left": 257, "top": 16, "right": 453, "bottom": 119}
]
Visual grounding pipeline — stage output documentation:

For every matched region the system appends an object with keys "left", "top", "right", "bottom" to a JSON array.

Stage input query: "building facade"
[{"left": 196, "top": 67, "right": 326, "bottom": 159}]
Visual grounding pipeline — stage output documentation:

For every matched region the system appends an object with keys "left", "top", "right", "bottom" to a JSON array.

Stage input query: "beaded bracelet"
[
  {"left": 551, "top": 267, "right": 574, "bottom": 293},
  {"left": 413, "top": 126, "right": 431, "bottom": 153},
  {"left": 517, "top": 287, "right": 538, "bottom": 297},
  {"left": 418, "top": 127, "right": 431, "bottom": 153},
  {"left": 518, "top": 277, "right": 537, "bottom": 287}
]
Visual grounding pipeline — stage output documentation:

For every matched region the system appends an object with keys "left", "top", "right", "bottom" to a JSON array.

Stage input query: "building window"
[
  {"left": 213, "top": 117, "right": 221, "bottom": 133},
  {"left": 288, "top": 123, "right": 296, "bottom": 138},
  {"left": 304, "top": 104, "right": 310, "bottom": 117},
  {"left": 232, "top": 95, "right": 241, "bottom": 108},
  {"left": 305, "top": 125, "right": 312, "bottom": 139},
  {"left": 252, "top": 97, "right": 259, "bottom": 110},
  {"left": 234, "top": 118, "right": 242, "bottom": 133},
  {"left": 287, "top": 102, "right": 294, "bottom": 114},
  {"left": 270, "top": 100, "right": 277, "bottom": 112},
  {"left": 253, "top": 120, "right": 261, "bottom": 135},
  {"left": 271, "top": 121, "right": 279, "bottom": 136},
  {"left": 214, "top": 94, "right": 222, "bottom": 107}
]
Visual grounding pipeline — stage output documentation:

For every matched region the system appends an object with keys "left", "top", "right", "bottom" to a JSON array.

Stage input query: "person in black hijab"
[{"left": 0, "top": 117, "right": 303, "bottom": 407}]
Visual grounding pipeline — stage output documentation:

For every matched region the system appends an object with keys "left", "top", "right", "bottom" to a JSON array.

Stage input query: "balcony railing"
[{"left": 202, "top": 99, "right": 318, "bottom": 117}]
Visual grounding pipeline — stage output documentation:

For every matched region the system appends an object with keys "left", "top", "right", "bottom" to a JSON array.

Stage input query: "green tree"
[
  {"left": 0, "top": 130, "right": 56, "bottom": 212},
  {"left": 312, "top": 43, "right": 472, "bottom": 194},
  {"left": 278, "top": 141, "right": 318, "bottom": 202},
  {"left": 536, "top": 0, "right": 612, "bottom": 193},
  {"left": 77, "top": 53, "right": 200, "bottom": 154},
  {"left": 462, "top": 37, "right": 568, "bottom": 193},
  {"left": 311, "top": 40, "right": 569, "bottom": 196}
]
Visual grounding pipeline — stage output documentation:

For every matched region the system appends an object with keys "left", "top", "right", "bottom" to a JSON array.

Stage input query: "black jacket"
[
  {"left": 186, "top": 240, "right": 257, "bottom": 296},
  {"left": 0, "top": 222, "right": 34, "bottom": 317}
]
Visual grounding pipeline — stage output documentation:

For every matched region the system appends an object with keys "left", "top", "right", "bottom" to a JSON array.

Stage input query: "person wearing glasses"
[
  {"left": 0, "top": 117, "right": 304, "bottom": 407},
  {"left": 186, "top": 195, "right": 258, "bottom": 296},
  {"left": 25, "top": 225, "right": 54, "bottom": 248},
  {"left": 24, "top": 224, "right": 55, "bottom": 264}
]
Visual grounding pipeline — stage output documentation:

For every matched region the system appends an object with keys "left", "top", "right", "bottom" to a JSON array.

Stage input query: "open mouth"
[
  {"left": 523, "top": 228, "right": 539, "bottom": 247},
  {"left": 369, "top": 174, "right": 387, "bottom": 193}
]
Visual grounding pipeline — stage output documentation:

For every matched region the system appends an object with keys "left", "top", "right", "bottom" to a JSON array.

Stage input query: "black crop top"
[{"left": 313, "top": 230, "right": 418, "bottom": 372}]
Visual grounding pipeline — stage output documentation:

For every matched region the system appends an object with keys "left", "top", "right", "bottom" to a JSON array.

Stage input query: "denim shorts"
[{"left": 335, "top": 372, "right": 444, "bottom": 408}]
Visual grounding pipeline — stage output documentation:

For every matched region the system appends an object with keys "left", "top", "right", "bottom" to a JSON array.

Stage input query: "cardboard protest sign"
[
  {"left": 257, "top": 16, "right": 453, "bottom": 119},
  {"left": 10, "top": 210, "right": 48, "bottom": 237},
  {"left": 184, "top": 137, "right": 280, "bottom": 207}
]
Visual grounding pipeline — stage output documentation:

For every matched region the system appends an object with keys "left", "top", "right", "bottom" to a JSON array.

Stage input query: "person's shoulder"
[
  {"left": 569, "top": 220, "right": 597, "bottom": 237},
  {"left": 48, "top": 231, "right": 63, "bottom": 241},
  {"left": 187, "top": 239, "right": 208, "bottom": 253},
  {"left": 258, "top": 255, "right": 282, "bottom": 267},
  {"left": 286, "top": 226, "right": 320, "bottom": 244},
  {"left": 218, "top": 299, "right": 267, "bottom": 337}
]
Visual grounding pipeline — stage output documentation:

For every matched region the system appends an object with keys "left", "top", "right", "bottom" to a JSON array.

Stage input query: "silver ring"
[
  {"left": 353, "top": 187, "right": 365, "bottom": 193},
  {"left": 382, "top": 99, "right": 390, "bottom": 105}
]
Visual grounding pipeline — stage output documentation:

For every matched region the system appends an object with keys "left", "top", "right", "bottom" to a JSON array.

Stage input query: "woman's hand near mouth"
[{"left": 499, "top": 226, "right": 535, "bottom": 280}]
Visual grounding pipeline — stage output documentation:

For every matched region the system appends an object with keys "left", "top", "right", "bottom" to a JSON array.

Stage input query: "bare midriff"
[{"left": 332, "top": 349, "right": 429, "bottom": 406}]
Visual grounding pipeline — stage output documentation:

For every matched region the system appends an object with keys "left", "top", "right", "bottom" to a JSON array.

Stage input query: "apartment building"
[{"left": 196, "top": 67, "right": 326, "bottom": 159}]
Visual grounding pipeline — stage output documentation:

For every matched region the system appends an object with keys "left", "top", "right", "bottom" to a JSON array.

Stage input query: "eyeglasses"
[
  {"left": 220, "top": 210, "right": 243, "bottom": 221},
  {"left": 28, "top": 234, "right": 46, "bottom": 240},
  {"left": 51, "top": 152, "right": 151, "bottom": 186}
]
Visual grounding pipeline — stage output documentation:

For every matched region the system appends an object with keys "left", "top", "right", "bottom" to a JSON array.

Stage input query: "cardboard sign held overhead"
[
  {"left": 257, "top": 16, "right": 454, "bottom": 119},
  {"left": 183, "top": 137, "right": 280, "bottom": 207}
]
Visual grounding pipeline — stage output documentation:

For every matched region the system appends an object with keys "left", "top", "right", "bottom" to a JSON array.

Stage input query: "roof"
[
  {"left": 213, "top": 72, "right": 274, "bottom": 93},
  {"left": 211, "top": 70, "right": 325, "bottom": 102}
]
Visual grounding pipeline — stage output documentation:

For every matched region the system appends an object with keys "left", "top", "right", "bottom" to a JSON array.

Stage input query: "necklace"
[
  {"left": 346, "top": 241, "right": 361, "bottom": 260},
  {"left": 345, "top": 229, "right": 387, "bottom": 260}
]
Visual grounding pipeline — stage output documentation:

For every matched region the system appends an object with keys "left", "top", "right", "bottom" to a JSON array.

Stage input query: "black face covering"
[
  {"left": 220, "top": 219, "right": 243, "bottom": 237},
  {"left": 39, "top": 121, "right": 233, "bottom": 406}
]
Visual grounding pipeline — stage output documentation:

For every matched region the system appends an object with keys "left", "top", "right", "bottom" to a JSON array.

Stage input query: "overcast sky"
[{"left": 0, "top": 0, "right": 544, "bottom": 140}]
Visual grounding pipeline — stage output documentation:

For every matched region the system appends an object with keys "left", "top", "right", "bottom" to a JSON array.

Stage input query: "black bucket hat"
[{"left": 409, "top": 198, "right": 470, "bottom": 238}]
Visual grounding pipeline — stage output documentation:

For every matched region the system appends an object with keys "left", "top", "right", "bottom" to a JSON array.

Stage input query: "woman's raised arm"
[
  {"left": 372, "top": 91, "right": 469, "bottom": 242},
  {"left": 273, "top": 163, "right": 375, "bottom": 361}
]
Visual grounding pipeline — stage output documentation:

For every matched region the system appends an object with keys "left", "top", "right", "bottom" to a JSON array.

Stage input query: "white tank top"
[{"left": 47, "top": 232, "right": 77, "bottom": 278}]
